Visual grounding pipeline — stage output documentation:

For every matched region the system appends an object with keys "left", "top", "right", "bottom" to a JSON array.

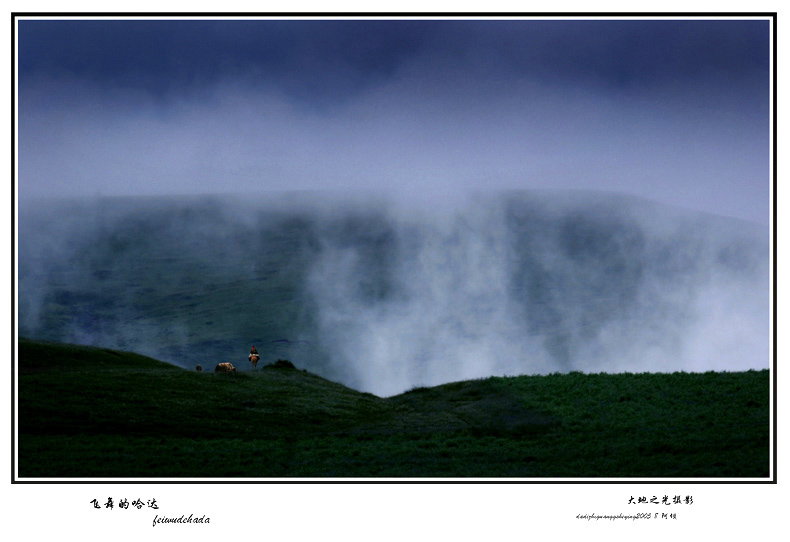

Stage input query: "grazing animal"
[
  {"left": 249, "top": 354, "right": 260, "bottom": 368},
  {"left": 215, "top": 362, "right": 237, "bottom": 374},
  {"left": 196, "top": 365, "right": 202, "bottom": 372}
]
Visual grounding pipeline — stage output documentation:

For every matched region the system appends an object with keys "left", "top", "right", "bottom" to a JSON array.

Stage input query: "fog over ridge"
[
  {"left": 18, "top": 189, "right": 769, "bottom": 396},
  {"left": 301, "top": 190, "right": 768, "bottom": 394}
]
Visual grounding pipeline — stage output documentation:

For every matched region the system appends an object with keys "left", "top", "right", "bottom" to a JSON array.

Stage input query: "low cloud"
[
  {"left": 18, "top": 191, "right": 768, "bottom": 396},
  {"left": 303, "top": 192, "right": 769, "bottom": 395}
]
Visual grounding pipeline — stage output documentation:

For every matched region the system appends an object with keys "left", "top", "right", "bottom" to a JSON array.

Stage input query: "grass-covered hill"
[{"left": 17, "top": 338, "right": 770, "bottom": 478}]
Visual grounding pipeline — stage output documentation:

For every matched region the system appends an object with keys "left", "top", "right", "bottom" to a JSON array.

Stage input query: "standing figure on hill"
[{"left": 249, "top": 345, "right": 260, "bottom": 368}]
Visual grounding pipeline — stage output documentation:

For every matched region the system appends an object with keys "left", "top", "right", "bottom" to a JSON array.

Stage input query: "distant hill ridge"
[{"left": 17, "top": 189, "right": 769, "bottom": 396}]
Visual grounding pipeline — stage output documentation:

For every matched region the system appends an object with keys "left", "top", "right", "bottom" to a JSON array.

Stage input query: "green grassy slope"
[{"left": 17, "top": 338, "right": 770, "bottom": 478}]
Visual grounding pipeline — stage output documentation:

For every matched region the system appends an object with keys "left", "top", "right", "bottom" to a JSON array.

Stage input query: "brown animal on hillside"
[
  {"left": 249, "top": 354, "right": 260, "bottom": 368},
  {"left": 196, "top": 364, "right": 202, "bottom": 372},
  {"left": 215, "top": 362, "right": 237, "bottom": 374}
]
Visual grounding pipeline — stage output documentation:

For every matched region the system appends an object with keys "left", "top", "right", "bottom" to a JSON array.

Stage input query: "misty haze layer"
[
  {"left": 17, "top": 19, "right": 770, "bottom": 225},
  {"left": 18, "top": 191, "right": 769, "bottom": 396}
]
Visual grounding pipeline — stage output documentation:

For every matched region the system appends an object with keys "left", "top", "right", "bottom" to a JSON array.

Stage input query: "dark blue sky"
[
  {"left": 19, "top": 19, "right": 768, "bottom": 104},
  {"left": 17, "top": 17, "right": 771, "bottom": 223}
]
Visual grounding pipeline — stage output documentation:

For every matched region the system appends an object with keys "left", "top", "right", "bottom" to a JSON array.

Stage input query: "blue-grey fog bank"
[{"left": 17, "top": 190, "right": 769, "bottom": 396}]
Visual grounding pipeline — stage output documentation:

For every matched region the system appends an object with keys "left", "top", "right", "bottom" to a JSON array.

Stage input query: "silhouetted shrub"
[{"left": 265, "top": 359, "right": 296, "bottom": 370}]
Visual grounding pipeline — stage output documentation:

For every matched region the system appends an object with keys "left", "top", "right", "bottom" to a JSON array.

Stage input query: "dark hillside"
[
  {"left": 18, "top": 338, "right": 391, "bottom": 441},
  {"left": 18, "top": 337, "right": 174, "bottom": 373},
  {"left": 17, "top": 339, "right": 770, "bottom": 478}
]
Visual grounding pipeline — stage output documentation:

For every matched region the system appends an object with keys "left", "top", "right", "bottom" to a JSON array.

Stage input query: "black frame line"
[{"left": 10, "top": 11, "right": 778, "bottom": 486}]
